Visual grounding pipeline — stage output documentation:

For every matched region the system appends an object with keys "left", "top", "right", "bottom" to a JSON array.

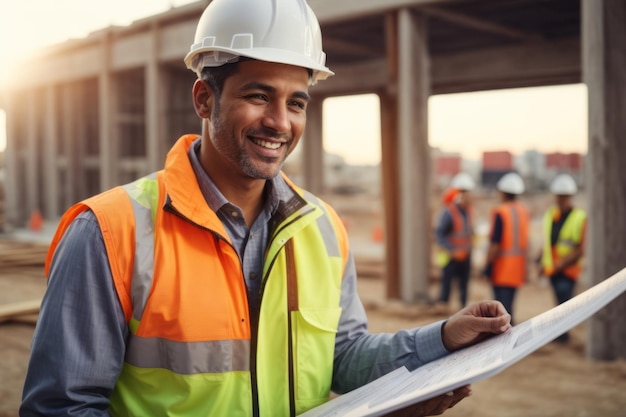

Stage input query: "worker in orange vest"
[
  {"left": 484, "top": 172, "right": 530, "bottom": 324},
  {"left": 435, "top": 172, "right": 475, "bottom": 310},
  {"left": 538, "top": 173, "right": 587, "bottom": 343}
]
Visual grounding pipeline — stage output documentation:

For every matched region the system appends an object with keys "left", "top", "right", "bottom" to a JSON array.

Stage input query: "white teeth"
[{"left": 253, "top": 139, "right": 281, "bottom": 150}]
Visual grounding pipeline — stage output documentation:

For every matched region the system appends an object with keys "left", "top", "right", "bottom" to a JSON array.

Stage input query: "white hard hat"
[
  {"left": 184, "top": 0, "right": 334, "bottom": 85},
  {"left": 550, "top": 173, "right": 578, "bottom": 195},
  {"left": 496, "top": 172, "right": 525, "bottom": 195},
  {"left": 450, "top": 172, "right": 475, "bottom": 191}
]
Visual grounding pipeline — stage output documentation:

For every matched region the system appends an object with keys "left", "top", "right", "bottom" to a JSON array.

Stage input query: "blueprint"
[{"left": 300, "top": 267, "right": 626, "bottom": 417}]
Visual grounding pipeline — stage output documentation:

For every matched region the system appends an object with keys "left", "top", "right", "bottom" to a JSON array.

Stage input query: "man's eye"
[{"left": 247, "top": 94, "right": 268, "bottom": 102}]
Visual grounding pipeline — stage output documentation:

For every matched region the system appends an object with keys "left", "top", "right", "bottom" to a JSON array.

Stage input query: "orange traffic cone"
[
  {"left": 29, "top": 209, "right": 43, "bottom": 232},
  {"left": 371, "top": 225, "right": 384, "bottom": 243}
]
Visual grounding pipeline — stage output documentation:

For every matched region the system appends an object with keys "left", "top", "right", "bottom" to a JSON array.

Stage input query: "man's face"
[
  {"left": 207, "top": 60, "right": 310, "bottom": 181},
  {"left": 555, "top": 194, "right": 572, "bottom": 209},
  {"left": 456, "top": 190, "right": 470, "bottom": 207}
]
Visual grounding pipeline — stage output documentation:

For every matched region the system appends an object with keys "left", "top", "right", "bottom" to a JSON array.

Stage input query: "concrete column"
[
  {"left": 379, "top": 91, "right": 400, "bottom": 298},
  {"left": 99, "top": 31, "right": 116, "bottom": 190},
  {"left": 584, "top": 0, "right": 626, "bottom": 360},
  {"left": 44, "top": 86, "right": 60, "bottom": 219},
  {"left": 3, "top": 93, "right": 19, "bottom": 228},
  {"left": 25, "top": 89, "right": 39, "bottom": 219},
  {"left": 302, "top": 97, "right": 324, "bottom": 194},
  {"left": 396, "top": 9, "right": 431, "bottom": 303},
  {"left": 381, "top": 12, "right": 400, "bottom": 299},
  {"left": 146, "top": 22, "right": 164, "bottom": 173},
  {"left": 61, "top": 85, "right": 77, "bottom": 207},
  {"left": 74, "top": 82, "right": 87, "bottom": 199}
]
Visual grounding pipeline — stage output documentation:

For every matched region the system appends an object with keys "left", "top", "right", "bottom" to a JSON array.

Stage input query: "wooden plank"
[
  {"left": 0, "top": 300, "right": 41, "bottom": 324},
  {"left": 0, "top": 243, "right": 48, "bottom": 269}
]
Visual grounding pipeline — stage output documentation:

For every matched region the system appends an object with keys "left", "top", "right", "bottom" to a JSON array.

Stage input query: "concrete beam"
[
  {"left": 311, "top": 0, "right": 465, "bottom": 23},
  {"left": 313, "top": 37, "right": 580, "bottom": 97}
]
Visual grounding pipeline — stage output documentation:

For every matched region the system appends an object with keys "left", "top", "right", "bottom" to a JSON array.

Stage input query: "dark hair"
[
  {"left": 200, "top": 62, "right": 244, "bottom": 101},
  {"left": 200, "top": 58, "right": 314, "bottom": 99}
]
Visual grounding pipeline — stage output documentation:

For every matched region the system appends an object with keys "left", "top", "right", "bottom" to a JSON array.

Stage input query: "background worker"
[
  {"left": 20, "top": 1, "right": 512, "bottom": 416},
  {"left": 435, "top": 172, "right": 476, "bottom": 310},
  {"left": 484, "top": 172, "right": 530, "bottom": 324},
  {"left": 539, "top": 173, "right": 587, "bottom": 343}
]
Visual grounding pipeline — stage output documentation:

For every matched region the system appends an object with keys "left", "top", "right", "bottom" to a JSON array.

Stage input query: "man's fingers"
[
  {"left": 486, "top": 314, "right": 512, "bottom": 333},
  {"left": 421, "top": 386, "right": 472, "bottom": 416}
]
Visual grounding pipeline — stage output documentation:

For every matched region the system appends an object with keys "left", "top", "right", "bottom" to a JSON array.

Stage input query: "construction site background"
[{"left": 1, "top": 186, "right": 626, "bottom": 417}]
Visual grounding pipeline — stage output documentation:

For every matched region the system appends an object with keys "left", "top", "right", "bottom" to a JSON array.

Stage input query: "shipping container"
[
  {"left": 482, "top": 151, "right": 513, "bottom": 170},
  {"left": 545, "top": 152, "right": 583, "bottom": 170},
  {"left": 434, "top": 155, "right": 461, "bottom": 176}
]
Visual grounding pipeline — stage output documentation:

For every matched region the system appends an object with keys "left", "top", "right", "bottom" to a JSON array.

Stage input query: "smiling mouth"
[{"left": 251, "top": 137, "right": 282, "bottom": 150}]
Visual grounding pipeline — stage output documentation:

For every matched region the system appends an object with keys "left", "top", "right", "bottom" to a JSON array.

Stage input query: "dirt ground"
[{"left": 1, "top": 190, "right": 625, "bottom": 417}]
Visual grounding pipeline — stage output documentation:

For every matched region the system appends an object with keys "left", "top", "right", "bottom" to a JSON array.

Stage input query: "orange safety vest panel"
[
  {"left": 490, "top": 201, "right": 529, "bottom": 287},
  {"left": 446, "top": 203, "right": 472, "bottom": 261}
]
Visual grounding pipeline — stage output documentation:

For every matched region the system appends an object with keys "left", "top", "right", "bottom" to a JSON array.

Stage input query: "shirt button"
[
  {"left": 231, "top": 211, "right": 239, "bottom": 218},
  {"left": 250, "top": 272, "right": 257, "bottom": 280}
]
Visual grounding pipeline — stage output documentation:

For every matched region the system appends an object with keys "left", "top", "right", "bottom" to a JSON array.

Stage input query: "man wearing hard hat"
[
  {"left": 484, "top": 172, "right": 530, "bottom": 324},
  {"left": 435, "top": 172, "right": 475, "bottom": 310},
  {"left": 20, "top": 1, "right": 512, "bottom": 416},
  {"left": 539, "top": 173, "right": 587, "bottom": 343}
]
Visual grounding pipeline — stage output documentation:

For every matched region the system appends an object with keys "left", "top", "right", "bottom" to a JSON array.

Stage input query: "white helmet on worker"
[
  {"left": 550, "top": 173, "right": 578, "bottom": 195},
  {"left": 184, "top": 0, "right": 334, "bottom": 85},
  {"left": 450, "top": 172, "right": 476, "bottom": 191},
  {"left": 496, "top": 172, "right": 525, "bottom": 195}
]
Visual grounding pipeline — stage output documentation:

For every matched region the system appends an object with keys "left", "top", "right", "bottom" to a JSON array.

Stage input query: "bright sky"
[
  {"left": 323, "top": 83, "right": 587, "bottom": 165},
  {"left": 0, "top": 1, "right": 588, "bottom": 163}
]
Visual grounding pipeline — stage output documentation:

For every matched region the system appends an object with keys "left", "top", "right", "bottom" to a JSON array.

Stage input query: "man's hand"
[
  {"left": 382, "top": 386, "right": 472, "bottom": 416},
  {"left": 442, "top": 301, "right": 511, "bottom": 351}
]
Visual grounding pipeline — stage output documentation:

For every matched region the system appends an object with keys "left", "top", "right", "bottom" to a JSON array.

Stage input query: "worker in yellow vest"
[
  {"left": 435, "top": 172, "right": 475, "bottom": 310},
  {"left": 539, "top": 173, "right": 587, "bottom": 343},
  {"left": 20, "top": 1, "right": 512, "bottom": 416},
  {"left": 484, "top": 172, "right": 530, "bottom": 325}
]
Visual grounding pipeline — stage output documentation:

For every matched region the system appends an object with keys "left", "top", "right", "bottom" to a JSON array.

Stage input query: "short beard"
[{"left": 210, "top": 109, "right": 287, "bottom": 181}]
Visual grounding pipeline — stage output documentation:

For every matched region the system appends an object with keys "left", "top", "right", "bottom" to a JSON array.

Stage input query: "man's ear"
[{"left": 192, "top": 79, "right": 214, "bottom": 119}]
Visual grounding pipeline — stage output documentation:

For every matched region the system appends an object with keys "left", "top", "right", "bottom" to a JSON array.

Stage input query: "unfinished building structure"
[{"left": 2, "top": 1, "right": 625, "bottom": 358}]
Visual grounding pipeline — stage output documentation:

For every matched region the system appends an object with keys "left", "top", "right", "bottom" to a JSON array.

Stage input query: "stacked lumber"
[
  {"left": 0, "top": 240, "right": 48, "bottom": 324},
  {"left": 0, "top": 240, "right": 48, "bottom": 271},
  {"left": 0, "top": 300, "right": 41, "bottom": 324}
]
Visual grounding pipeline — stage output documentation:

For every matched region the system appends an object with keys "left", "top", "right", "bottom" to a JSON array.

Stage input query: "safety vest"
[
  {"left": 447, "top": 203, "right": 472, "bottom": 261},
  {"left": 45, "top": 135, "right": 349, "bottom": 417},
  {"left": 435, "top": 203, "right": 473, "bottom": 267},
  {"left": 490, "top": 201, "right": 529, "bottom": 287},
  {"left": 541, "top": 206, "right": 586, "bottom": 280}
]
